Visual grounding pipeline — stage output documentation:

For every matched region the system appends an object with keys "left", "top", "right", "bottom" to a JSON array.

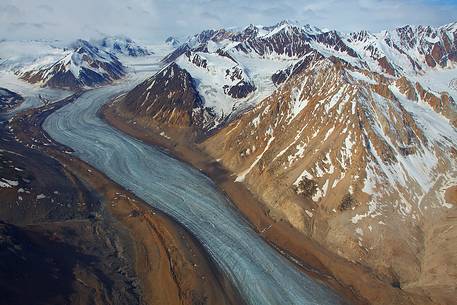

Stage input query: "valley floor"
[{"left": 0, "top": 96, "right": 241, "bottom": 305}]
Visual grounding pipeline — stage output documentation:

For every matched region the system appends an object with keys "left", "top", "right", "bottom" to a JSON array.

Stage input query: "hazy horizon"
[{"left": 1, "top": 0, "right": 456, "bottom": 43}]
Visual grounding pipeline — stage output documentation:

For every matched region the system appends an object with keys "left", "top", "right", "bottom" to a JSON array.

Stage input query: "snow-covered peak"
[
  {"left": 69, "top": 38, "right": 96, "bottom": 50},
  {"left": 302, "top": 24, "right": 323, "bottom": 35},
  {"left": 182, "top": 20, "right": 311, "bottom": 51},
  {"left": 14, "top": 39, "right": 126, "bottom": 90},
  {"left": 185, "top": 29, "right": 220, "bottom": 48},
  {"left": 165, "top": 36, "right": 181, "bottom": 48},
  {"left": 440, "top": 21, "right": 457, "bottom": 32},
  {"left": 68, "top": 39, "right": 114, "bottom": 62},
  {"left": 260, "top": 21, "right": 302, "bottom": 38},
  {"left": 263, "top": 20, "right": 300, "bottom": 31}
]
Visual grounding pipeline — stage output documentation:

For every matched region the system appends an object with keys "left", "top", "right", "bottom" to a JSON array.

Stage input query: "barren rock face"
[{"left": 119, "top": 63, "right": 209, "bottom": 129}]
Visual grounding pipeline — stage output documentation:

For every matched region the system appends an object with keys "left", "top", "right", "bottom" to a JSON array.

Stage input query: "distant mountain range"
[
  {"left": 95, "top": 36, "right": 153, "bottom": 57},
  {"left": 125, "top": 20, "right": 457, "bottom": 129},
  {"left": 0, "top": 36, "right": 154, "bottom": 90},
  {"left": 19, "top": 39, "right": 126, "bottom": 90}
]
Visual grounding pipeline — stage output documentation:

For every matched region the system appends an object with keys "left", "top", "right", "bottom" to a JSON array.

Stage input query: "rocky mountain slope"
[
  {"left": 116, "top": 20, "right": 457, "bottom": 304},
  {"left": 204, "top": 58, "right": 457, "bottom": 302},
  {"left": 118, "top": 62, "right": 211, "bottom": 129}
]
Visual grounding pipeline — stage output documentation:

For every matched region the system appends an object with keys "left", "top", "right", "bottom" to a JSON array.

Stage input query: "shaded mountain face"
[
  {"left": 0, "top": 221, "right": 137, "bottom": 305},
  {"left": 0, "top": 221, "right": 72, "bottom": 305},
  {"left": 19, "top": 40, "right": 126, "bottom": 90},
  {"left": 117, "top": 20, "right": 457, "bottom": 304},
  {"left": 119, "top": 62, "right": 210, "bottom": 129},
  {"left": 0, "top": 88, "right": 23, "bottom": 112}
]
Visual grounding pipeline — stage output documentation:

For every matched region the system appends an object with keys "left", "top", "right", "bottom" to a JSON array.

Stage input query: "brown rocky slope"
[{"left": 202, "top": 58, "right": 457, "bottom": 305}]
